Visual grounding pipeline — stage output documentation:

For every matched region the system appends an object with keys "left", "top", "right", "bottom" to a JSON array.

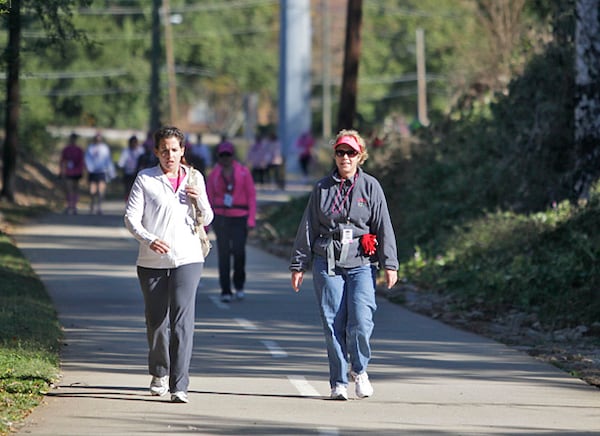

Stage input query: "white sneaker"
[
  {"left": 171, "top": 391, "right": 189, "bottom": 403},
  {"left": 235, "top": 290, "right": 245, "bottom": 300},
  {"left": 352, "top": 371, "right": 373, "bottom": 398},
  {"left": 330, "top": 384, "right": 348, "bottom": 400},
  {"left": 149, "top": 375, "right": 168, "bottom": 396}
]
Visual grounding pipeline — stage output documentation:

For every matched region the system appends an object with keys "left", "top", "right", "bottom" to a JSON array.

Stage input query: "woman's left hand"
[{"left": 185, "top": 185, "right": 199, "bottom": 201}]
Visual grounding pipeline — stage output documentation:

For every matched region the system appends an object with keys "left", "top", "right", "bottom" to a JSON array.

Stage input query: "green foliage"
[
  {"left": 0, "top": 232, "right": 61, "bottom": 435},
  {"left": 1, "top": 0, "right": 280, "bottom": 133},
  {"left": 17, "top": 117, "right": 58, "bottom": 161},
  {"left": 257, "top": 194, "right": 309, "bottom": 245},
  {"left": 376, "top": 37, "right": 576, "bottom": 260},
  {"left": 487, "top": 43, "right": 575, "bottom": 210},
  {"left": 380, "top": 9, "right": 599, "bottom": 330},
  {"left": 400, "top": 196, "right": 600, "bottom": 329},
  {"left": 357, "top": 0, "right": 549, "bottom": 128}
]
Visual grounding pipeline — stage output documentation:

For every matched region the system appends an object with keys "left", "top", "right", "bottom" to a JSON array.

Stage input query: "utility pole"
[
  {"left": 163, "top": 0, "right": 178, "bottom": 124},
  {"left": 278, "top": 0, "right": 312, "bottom": 170},
  {"left": 321, "top": 0, "right": 332, "bottom": 139},
  {"left": 416, "top": 28, "right": 429, "bottom": 126}
]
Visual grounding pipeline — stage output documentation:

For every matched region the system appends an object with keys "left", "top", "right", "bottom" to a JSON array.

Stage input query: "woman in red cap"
[
  {"left": 207, "top": 141, "right": 257, "bottom": 302},
  {"left": 289, "top": 129, "right": 398, "bottom": 400}
]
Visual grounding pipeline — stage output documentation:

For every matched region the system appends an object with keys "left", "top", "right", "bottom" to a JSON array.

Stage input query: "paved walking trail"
[{"left": 12, "top": 191, "right": 599, "bottom": 435}]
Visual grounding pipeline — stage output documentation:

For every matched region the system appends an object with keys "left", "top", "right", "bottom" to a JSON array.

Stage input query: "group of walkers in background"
[
  {"left": 59, "top": 128, "right": 316, "bottom": 216},
  {"left": 59, "top": 131, "right": 115, "bottom": 215}
]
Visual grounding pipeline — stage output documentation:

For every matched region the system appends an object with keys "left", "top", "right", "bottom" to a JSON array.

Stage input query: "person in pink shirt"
[
  {"left": 59, "top": 133, "right": 85, "bottom": 214},
  {"left": 206, "top": 141, "right": 257, "bottom": 302},
  {"left": 296, "top": 131, "right": 314, "bottom": 182}
]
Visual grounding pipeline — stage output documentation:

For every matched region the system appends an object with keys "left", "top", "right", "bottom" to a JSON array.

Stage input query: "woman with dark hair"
[{"left": 125, "top": 126, "right": 213, "bottom": 403}]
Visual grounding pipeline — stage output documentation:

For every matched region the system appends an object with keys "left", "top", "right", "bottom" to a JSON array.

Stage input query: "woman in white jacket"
[{"left": 124, "top": 126, "right": 213, "bottom": 404}]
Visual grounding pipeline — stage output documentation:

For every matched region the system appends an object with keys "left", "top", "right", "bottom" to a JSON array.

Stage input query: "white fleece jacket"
[{"left": 124, "top": 165, "right": 214, "bottom": 269}]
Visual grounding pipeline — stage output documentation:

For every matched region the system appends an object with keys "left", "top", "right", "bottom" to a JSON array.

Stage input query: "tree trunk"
[
  {"left": 336, "top": 0, "right": 362, "bottom": 132},
  {"left": 2, "top": 0, "right": 21, "bottom": 203},
  {"left": 574, "top": 0, "right": 600, "bottom": 198},
  {"left": 149, "top": 0, "right": 162, "bottom": 132}
]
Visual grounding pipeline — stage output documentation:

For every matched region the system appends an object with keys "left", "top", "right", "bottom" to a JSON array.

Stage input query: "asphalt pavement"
[{"left": 11, "top": 191, "right": 600, "bottom": 436}]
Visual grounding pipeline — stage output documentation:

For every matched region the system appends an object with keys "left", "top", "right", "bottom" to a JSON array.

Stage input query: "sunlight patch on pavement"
[
  {"left": 287, "top": 375, "right": 320, "bottom": 397},
  {"left": 234, "top": 318, "right": 257, "bottom": 330},
  {"left": 261, "top": 340, "right": 288, "bottom": 358},
  {"left": 317, "top": 428, "right": 340, "bottom": 436},
  {"left": 26, "top": 263, "right": 138, "bottom": 278}
]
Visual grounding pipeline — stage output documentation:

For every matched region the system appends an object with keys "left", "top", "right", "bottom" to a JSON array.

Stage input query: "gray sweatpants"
[{"left": 137, "top": 263, "right": 203, "bottom": 394}]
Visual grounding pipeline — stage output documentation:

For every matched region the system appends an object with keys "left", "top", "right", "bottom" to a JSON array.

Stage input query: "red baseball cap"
[{"left": 333, "top": 135, "right": 361, "bottom": 153}]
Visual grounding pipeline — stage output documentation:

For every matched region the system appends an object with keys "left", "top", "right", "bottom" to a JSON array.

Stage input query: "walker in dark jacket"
[{"left": 289, "top": 129, "right": 399, "bottom": 401}]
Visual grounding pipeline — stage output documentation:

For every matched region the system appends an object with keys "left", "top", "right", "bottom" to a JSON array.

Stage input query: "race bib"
[{"left": 341, "top": 225, "right": 353, "bottom": 244}]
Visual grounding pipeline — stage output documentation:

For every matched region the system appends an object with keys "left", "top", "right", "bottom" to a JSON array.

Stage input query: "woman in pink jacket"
[{"left": 207, "top": 141, "right": 257, "bottom": 302}]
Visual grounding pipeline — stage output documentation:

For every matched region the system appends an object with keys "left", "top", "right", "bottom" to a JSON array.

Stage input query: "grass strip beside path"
[{"left": 0, "top": 230, "right": 62, "bottom": 435}]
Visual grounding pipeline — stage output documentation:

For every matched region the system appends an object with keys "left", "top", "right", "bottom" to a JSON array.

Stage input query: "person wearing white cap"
[{"left": 289, "top": 129, "right": 399, "bottom": 400}]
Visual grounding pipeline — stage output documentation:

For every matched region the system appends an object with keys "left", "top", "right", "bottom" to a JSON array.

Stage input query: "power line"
[
  {"left": 364, "top": 2, "right": 461, "bottom": 19},
  {"left": 0, "top": 65, "right": 221, "bottom": 82},
  {"left": 22, "top": 25, "right": 278, "bottom": 41},
  {"left": 0, "top": 69, "right": 129, "bottom": 80},
  {"left": 77, "top": 0, "right": 277, "bottom": 15},
  {"left": 21, "top": 86, "right": 150, "bottom": 97},
  {"left": 358, "top": 73, "right": 444, "bottom": 85}
]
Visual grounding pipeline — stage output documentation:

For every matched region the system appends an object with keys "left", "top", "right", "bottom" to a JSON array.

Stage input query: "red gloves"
[{"left": 360, "top": 234, "right": 378, "bottom": 256}]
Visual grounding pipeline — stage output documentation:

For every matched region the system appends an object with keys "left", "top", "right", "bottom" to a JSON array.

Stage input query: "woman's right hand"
[
  {"left": 150, "top": 239, "right": 170, "bottom": 254},
  {"left": 291, "top": 271, "right": 304, "bottom": 293}
]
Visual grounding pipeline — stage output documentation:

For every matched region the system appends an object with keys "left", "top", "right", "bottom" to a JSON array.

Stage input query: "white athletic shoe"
[
  {"left": 149, "top": 375, "right": 168, "bottom": 396},
  {"left": 330, "top": 384, "right": 348, "bottom": 400},
  {"left": 352, "top": 371, "right": 373, "bottom": 398},
  {"left": 171, "top": 391, "right": 189, "bottom": 403}
]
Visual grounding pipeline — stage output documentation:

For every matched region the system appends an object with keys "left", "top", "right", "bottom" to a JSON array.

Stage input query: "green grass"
[
  {"left": 397, "top": 194, "right": 600, "bottom": 329},
  {"left": 255, "top": 194, "right": 309, "bottom": 245},
  {"left": 0, "top": 212, "right": 62, "bottom": 435}
]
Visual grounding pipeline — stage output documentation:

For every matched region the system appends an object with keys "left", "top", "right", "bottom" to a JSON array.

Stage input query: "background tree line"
[
  {"left": 0, "top": 1, "right": 550, "bottom": 138},
  {"left": 1, "top": 0, "right": 555, "bottom": 199}
]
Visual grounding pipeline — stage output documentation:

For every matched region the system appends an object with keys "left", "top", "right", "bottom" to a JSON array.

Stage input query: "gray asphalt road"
[{"left": 12, "top": 199, "right": 599, "bottom": 435}]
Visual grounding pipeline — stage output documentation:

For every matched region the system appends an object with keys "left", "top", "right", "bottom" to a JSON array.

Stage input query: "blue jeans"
[{"left": 312, "top": 256, "right": 377, "bottom": 388}]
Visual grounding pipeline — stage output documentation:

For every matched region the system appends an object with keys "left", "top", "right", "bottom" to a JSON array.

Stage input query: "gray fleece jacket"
[{"left": 289, "top": 167, "right": 399, "bottom": 273}]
